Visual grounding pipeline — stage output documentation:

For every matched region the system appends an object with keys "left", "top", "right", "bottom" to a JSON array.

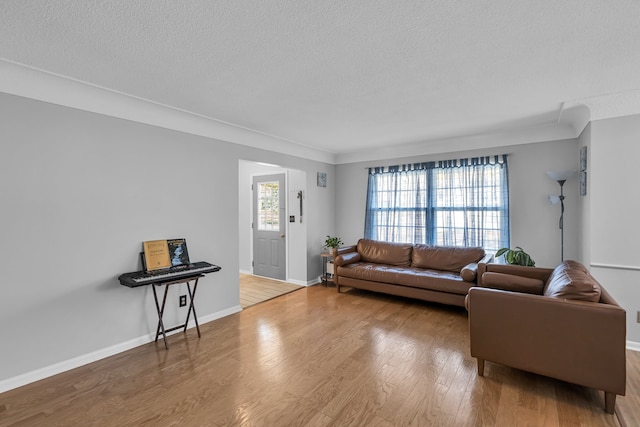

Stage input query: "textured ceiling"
[{"left": 1, "top": 1, "right": 640, "bottom": 158}]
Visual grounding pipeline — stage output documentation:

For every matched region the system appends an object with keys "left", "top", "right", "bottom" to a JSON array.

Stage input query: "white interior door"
[{"left": 253, "top": 174, "right": 286, "bottom": 280}]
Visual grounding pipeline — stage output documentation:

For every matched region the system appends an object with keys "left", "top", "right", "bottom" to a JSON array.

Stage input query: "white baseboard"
[
  {"left": 627, "top": 340, "right": 640, "bottom": 352},
  {"left": 198, "top": 305, "right": 242, "bottom": 324},
  {"left": 240, "top": 270, "right": 315, "bottom": 287},
  {"left": 0, "top": 305, "right": 242, "bottom": 394},
  {"left": 287, "top": 278, "right": 315, "bottom": 287}
]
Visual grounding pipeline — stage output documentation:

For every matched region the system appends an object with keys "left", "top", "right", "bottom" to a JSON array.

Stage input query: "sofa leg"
[
  {"left": 477, "top": 359, "right": 485, "bottom": 377},
  {"left": 604, "top": 392, "right": 616, "bottom": 414}
]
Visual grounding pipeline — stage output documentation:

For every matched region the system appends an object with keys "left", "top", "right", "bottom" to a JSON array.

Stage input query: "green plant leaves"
[
  {"left": 324, "top": 235, "right": 343, "bottom": 249},
  {"left": 496, "top": 246, "right": 535, "bottom": 266}
]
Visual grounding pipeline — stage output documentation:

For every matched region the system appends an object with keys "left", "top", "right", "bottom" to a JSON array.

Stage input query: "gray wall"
[
  {"left": 335, "top": 139, "right": 580, "bottom": 269},
  {"left": 0, "top": 93, "right": 335, "bottom": 386},
  {"left": 588, "top": 114, "right": 640, "bottom": 344}
]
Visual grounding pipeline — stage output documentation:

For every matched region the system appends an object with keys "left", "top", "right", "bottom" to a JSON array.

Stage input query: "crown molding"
[
  {"left": 560, "top": 89, "right": 640, "bottom": 136},
  {"left": 558, "top": 103, "right": 591, "bottom": 137},
  {"left": 5, "top": 58, "right": 638, "bottom": 166},
  {"left": 335, "top": 122, "right": 578, "bottom": 165},
  {"left": 0, "top": 59, "right": 336, "bottom": 164}
]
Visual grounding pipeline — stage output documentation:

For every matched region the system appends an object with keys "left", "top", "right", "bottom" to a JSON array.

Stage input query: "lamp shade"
[
  {"left": 549, "top": 195, "right": 561, "bottom": 205},
  {"left": 547, "top": 170, "right": 577, "bottom": 181}
]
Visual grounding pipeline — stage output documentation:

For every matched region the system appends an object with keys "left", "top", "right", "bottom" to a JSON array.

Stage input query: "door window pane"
[{"left": 257, "top": 181, "right": 279, "bottom": 231}]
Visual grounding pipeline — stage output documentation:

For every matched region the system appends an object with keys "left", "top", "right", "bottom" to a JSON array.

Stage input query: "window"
[{"left": 364, "top": 155, "right": 509, "bottom": 253}]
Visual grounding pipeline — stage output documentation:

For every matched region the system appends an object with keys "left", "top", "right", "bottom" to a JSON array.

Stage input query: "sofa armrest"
[
  {"left": 479, "top": 253, "right": 494, "bottom": 265},
  {"left": 471, "top": 254, "right": 494, "bottom": 283},
  {"left": 467, "top": 287, "right": 626, "bottom": 396},
  {"left": 460, "top": 263, "right": 478, "bottom": 282},
  {"left": 336, "top": 245, "right": 357, "bottom": 256},
  {"left": 334, "top": 251, "right": 361, "bottom": 267}
]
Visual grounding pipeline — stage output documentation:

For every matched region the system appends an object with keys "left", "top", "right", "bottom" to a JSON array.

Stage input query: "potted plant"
[
  {"left": 324, "top": 235, "right": 343, "bottom": 257},
  {"left": 495, "top": 246, "right": 536, "bottom": 266}
]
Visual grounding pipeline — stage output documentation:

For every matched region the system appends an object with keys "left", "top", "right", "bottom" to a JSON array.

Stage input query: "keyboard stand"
[{"left": 151, "top": 274, "right": 204, "bottom": 349}]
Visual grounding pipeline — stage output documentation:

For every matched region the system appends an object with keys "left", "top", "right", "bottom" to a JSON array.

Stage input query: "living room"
[{"left": 1, "top": 1, "right": 640, "bottom": 425}]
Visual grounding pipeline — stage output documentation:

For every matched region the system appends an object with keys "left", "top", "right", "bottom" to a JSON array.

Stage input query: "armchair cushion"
[{"left": 482, "top": 272, "right": 544, "bottom": 294}]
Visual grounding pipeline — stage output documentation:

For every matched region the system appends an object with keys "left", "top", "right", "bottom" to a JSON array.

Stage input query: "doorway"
[{"left": 238, "top": 160, "right": 308, "bottom": 306}]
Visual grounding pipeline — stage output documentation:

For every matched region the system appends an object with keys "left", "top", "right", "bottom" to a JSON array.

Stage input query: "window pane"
[{"left": 257, "top": 181, "right": 279, "bottom": 231}]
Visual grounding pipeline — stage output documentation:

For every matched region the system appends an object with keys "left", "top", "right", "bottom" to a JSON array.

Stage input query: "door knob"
[{"left": 280, "top": 234, "right": 285, "bottom": 238}]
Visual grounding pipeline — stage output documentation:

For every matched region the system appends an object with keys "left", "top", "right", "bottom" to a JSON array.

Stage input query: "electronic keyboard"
[{"left": 118, "top": 261, "right": 221, "bottom": 287}]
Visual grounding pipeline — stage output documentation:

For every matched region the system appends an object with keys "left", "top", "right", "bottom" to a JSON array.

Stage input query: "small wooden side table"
[{"left": 320, "top": 252, "right": 335, "bottom": 286}]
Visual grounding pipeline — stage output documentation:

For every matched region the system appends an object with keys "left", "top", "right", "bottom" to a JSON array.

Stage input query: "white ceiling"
[{"left": 2, "top": 1, "right": 640, "bottom": 163}]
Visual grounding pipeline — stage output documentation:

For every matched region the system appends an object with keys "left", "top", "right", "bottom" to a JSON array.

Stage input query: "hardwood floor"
[
  {"left": 239, "top": 273, "right": 303, "bottom": 308},
  {"left": 0, "top": 285, "right": 637, "bottom": 426},
  {"left": 618, "top": 349, "right": 640, "bottom": 427}
]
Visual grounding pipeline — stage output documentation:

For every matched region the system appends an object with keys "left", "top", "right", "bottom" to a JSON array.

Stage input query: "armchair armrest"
[
  {"left": 478, "top": 262, "right": 554, "bottom": 282},
  {"left": 481, "top": 272, "right": 545, "bottom": 294},
  {"left": 467, "top": 287, "right": 626, "bottom": 398}
]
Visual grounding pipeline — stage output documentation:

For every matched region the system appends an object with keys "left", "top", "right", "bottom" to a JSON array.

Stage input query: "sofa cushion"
[
  {"left": 357, "top": 239, "right": 412, "bottom": 267},
  {"left": 482, "top": 272, "right": 545, "bottom": 294},
  {"left": 411, "top": 245, "right": 485, "bottom": 272},
  {"left": 337, "top": 262, "right": 471, "bottom": 295},
  {"left": 543, "top": 261, "right": 601, "bottom": 302}
]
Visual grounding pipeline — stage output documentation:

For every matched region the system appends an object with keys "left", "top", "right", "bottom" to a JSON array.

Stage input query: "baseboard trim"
[
  {"left": 240, "top": 271, "right": 314, "bottom": 287},
  {"left": 287, "top": 278, "right": 315, "bottom": 287},
  {"left": 0, "top": 305, "right": 242, "bottom": 394},
  {"left": 627, "top": 340, "right": 640, "bottom": 352}
]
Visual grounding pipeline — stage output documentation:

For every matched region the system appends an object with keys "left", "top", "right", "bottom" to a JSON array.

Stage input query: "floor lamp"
[{"left": 547, "top": 170, "right": 576, "bottom": 262}]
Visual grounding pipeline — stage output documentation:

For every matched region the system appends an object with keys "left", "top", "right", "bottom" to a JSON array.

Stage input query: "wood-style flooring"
[
  {"left": 618, "top": 349, "right": 640, "bottom": 427},
  {"left": 239, "top": 273, "right": 303, "bottom": 308},
  {"left": 0, "top": 285, "right": 638, "bottom": 426}
]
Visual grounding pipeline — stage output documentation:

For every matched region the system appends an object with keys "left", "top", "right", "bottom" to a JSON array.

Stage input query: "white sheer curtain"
[{"left": 364, "top": 156, "right": 509, "bottom": 253}]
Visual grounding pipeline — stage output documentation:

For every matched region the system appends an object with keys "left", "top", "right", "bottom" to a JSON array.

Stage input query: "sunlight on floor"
[{"left": 239, "top": 273, "right": 303, "bottom": 308}]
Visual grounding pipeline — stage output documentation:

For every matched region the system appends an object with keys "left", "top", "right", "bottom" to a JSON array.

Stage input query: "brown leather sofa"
[
  {"left": 334, "top": 239, "right": 492, "bottom": 307},
  {"left": 467, "top": 260, "right": 626, "bottom": 413}
]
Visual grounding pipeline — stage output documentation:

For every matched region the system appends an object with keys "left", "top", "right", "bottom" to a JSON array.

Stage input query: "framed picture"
[
  {"left": 580, "top": 146, "right": 587, "bottom": 171},
  {"left": 580, "top": 171, "right": 587, "bottom": 196},
  {"left": 317, "top": 172, "right": 327, "bottom": 187}
]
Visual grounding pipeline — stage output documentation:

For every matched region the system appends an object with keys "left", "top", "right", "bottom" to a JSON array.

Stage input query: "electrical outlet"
[{"left": 179, "top": 295, "right": 187, "bottom": 307}]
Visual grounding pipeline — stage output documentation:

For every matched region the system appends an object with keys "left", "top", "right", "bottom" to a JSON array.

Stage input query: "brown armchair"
[{"left": 466, "top": 261, "right": 626, "bottom": 414}]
